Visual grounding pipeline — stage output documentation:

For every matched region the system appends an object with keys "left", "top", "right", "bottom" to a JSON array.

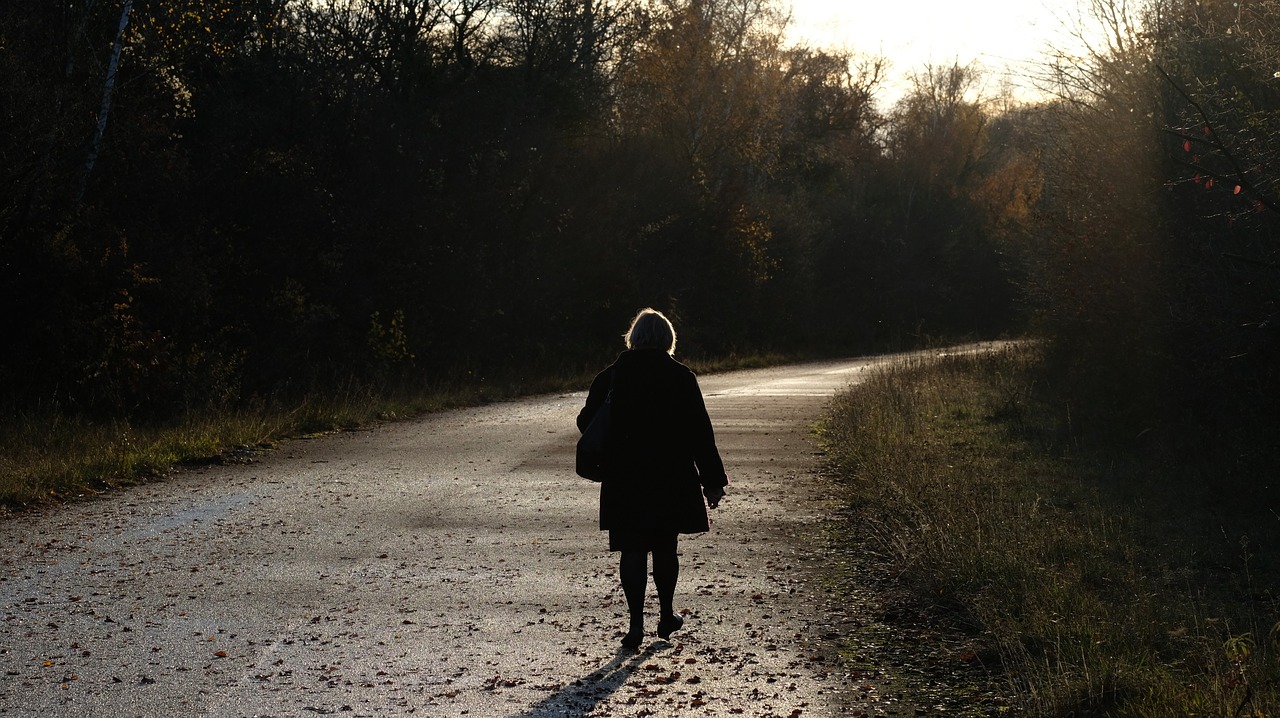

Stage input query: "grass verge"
[
  {"left": 818, "top": 345, "right": 1279, "bottom": 716},
  {"left": 0, "top": 379, "right": 488, "bottom": 506}
]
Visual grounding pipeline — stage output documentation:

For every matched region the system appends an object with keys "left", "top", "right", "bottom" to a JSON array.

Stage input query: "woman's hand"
[{"left": 704, "top": 486, "right": 725, "bottom": 509}]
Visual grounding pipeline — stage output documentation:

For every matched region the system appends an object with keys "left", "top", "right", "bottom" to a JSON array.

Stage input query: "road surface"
[{"left": 0, "top": 351, "right": 973, "bottom": 717}]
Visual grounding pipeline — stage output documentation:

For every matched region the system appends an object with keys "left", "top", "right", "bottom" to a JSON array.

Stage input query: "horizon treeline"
[{"left": 2, "top": 0, "right": 1277, "bottom": 443}]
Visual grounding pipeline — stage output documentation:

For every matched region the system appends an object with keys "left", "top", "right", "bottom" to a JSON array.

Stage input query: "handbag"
[{"left": 575, "top": 372, "right": 615, "bottom": 481}]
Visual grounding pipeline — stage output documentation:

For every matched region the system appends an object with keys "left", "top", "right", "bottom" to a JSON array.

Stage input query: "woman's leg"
[
  {"left": 619, "top": 550, "right": 648, "bottom": 648},
  {"left": 651, "top": 548, "right": 678, "bottom": 617},
  {"left": 651, "top": 538, "right": 683, "bottom": 639}
]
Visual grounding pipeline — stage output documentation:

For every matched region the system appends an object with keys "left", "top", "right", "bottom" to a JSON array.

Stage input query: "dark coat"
[{"left": 576, "top": 348, "right": 728, "bottom": 535}]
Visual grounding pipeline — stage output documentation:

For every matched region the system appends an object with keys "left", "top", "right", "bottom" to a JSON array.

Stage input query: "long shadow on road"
[{"left": 507, "top": 645, "right": 659, "bottom": 718}]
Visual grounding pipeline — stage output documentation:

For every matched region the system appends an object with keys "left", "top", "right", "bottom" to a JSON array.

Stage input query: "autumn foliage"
[
  {"left": 1015, "top": 0, "right": 1280, "bottom": 444},
  {"left": 4, "top": 0, "right": 1273, "bottom": 460},
  {"left": 0, "top": 0, "right": 1021, "bottom": 420}
]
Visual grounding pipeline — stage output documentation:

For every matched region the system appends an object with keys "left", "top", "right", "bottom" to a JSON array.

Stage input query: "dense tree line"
[
  {"left": 9, "top": 0, "right": 1271, "bottom": 438},
  {"left": 1018, "top": 0, "right": 1280, "bottom": 440},
  {"left": 1, "top": 0, "right": 1020, "bottom": 418}
]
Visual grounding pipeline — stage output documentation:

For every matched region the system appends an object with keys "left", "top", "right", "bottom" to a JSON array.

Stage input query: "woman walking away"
[{"left": 577, "top": 308, "right": 728, "bottom": 650}]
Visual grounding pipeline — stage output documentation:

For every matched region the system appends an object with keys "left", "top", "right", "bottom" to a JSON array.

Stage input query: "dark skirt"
[{"left": 608, "top": 529, "right": 678, "bottom": 553}]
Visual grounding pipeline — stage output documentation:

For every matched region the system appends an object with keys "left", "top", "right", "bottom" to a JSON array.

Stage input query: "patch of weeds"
[
  {"left": 810, "top": 503, "right": 1014, "bottom": 717},
  {"left": 818, "top": 345, "right": 1280, "bottom": 716}
]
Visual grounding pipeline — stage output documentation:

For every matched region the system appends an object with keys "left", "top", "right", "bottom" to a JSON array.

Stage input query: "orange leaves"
[
  {"left": 1180, "top": 127, "right": 1250, "bottom": 199},
  {"left": 1191, "top": 173, "right": 1248, "bottom": 198}
]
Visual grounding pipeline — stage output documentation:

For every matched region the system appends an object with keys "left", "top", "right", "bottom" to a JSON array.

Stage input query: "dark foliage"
[
  {"left": 1018, "top": 0, "right": 1280, "bottom": 452},
  {"left": 1, "top": 0, "right": 1025, "bottom": 420}
]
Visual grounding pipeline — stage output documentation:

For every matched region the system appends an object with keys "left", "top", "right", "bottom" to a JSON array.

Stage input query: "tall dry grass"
[
  {"left": 0, "top": 379, "right": 498, "bottom": 505},
  {"left": 819, "top": 346, "right": 1279, "bottom": 716}
]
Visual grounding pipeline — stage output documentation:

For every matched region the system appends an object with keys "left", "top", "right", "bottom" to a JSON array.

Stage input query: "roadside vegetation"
[
  {"left": 0, "top": 378, "right": 495, "bottom": 505},
  {"left": 820, "top": 345, "right": 1279, "bottom": 717}
]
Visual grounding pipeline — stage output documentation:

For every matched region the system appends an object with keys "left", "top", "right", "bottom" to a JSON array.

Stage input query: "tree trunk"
[{"left": 77, "top": 0, "right": 133, "bottom": 203}]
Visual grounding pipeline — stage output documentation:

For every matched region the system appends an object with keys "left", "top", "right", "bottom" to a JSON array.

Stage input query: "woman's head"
[{"left": 624, "top": 308, "right": 677, "bottom": 356}]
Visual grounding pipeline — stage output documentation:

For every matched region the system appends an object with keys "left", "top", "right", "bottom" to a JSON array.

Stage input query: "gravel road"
[{"left": 0, "top": 352, "right": 959, "bottom": 717}]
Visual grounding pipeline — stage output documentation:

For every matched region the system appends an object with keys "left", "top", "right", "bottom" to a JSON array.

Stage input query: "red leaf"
[{"left": 1183, "top": 139, "right": 1192, "bottom": 153}]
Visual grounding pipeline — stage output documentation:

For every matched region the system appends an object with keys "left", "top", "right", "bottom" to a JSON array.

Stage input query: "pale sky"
[{"left": 785, "top": 0, "right": 1079, "bottom": 104}]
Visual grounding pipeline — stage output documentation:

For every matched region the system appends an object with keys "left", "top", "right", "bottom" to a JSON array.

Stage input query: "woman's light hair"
[{"left": 624, "top": 308, "right": 677, "bottom": 355}]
